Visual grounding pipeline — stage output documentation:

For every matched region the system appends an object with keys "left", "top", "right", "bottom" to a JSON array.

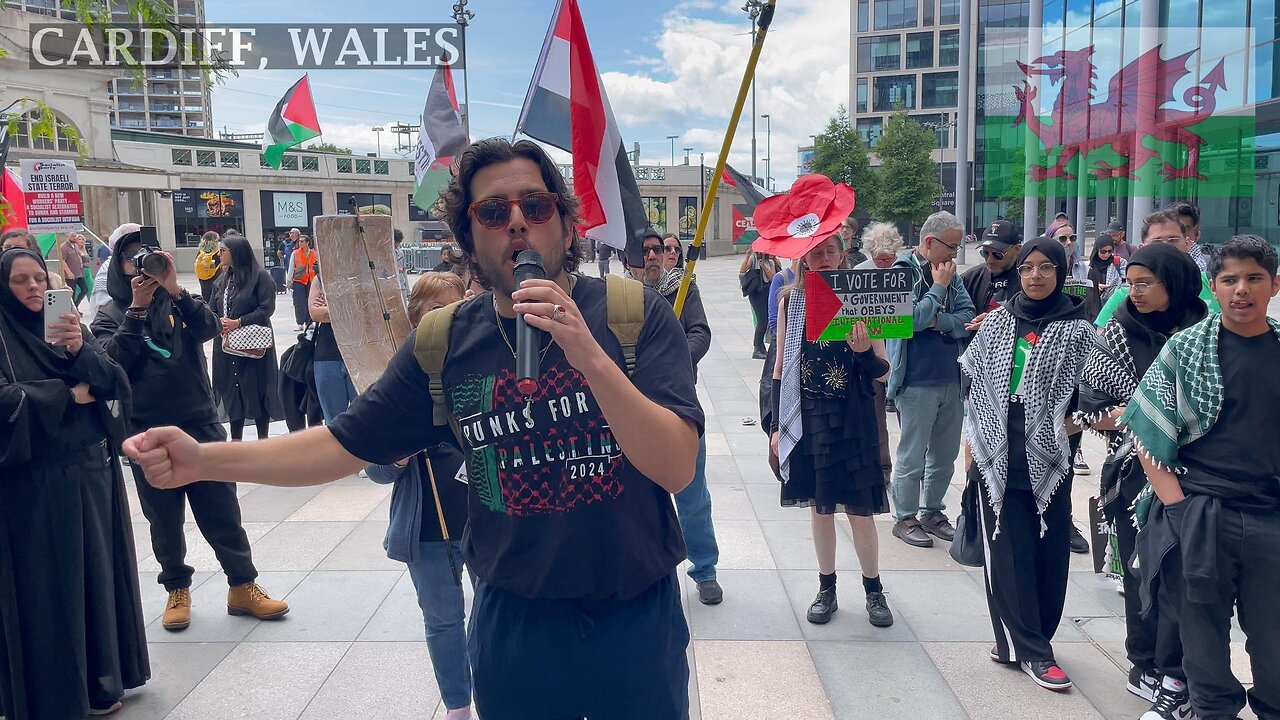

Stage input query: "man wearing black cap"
[
  {"left": 1105, "top": 221, "right": 1133, "bottom": 261},
  {"left": 962, "top": 220, "right": 1022, "bottom": 333}
]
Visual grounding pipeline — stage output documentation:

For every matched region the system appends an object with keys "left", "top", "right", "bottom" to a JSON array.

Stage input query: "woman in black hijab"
[
  {"left": 960, "top": 236, "right": 1099, "bottom": 692},
  {"left": 1076, "top": 243, "right": 1205, "bottom": 710},
  {"left": 0, "top": 248, "right": 149, "bottom": 719}
]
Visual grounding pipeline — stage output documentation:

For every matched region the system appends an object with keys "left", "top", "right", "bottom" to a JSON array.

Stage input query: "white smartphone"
[{"left": 43, "top": 288, "right": 75, "bottom": 344}]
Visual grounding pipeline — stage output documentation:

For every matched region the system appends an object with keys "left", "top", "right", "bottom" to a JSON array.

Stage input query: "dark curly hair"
[
  {"left": 1209, "top": 234, "right": 1278, "bottom": 280},
  {"left": 438, "top": 138, "right": 583, "bottom": 283}
]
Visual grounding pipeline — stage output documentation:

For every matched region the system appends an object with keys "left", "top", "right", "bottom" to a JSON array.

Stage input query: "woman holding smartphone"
[{"left": 0, "top": 248, "right": 149, "bottom": 718}]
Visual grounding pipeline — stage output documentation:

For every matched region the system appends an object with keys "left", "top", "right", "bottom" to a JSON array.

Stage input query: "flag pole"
[{"left": 673, "top": 0, "right": 776, "bottom": 319}]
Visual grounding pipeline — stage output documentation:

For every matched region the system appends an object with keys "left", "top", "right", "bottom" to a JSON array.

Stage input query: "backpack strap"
[
  {"left": 413, "top": 299, "right": 464, "bottom": 442},
  {"left": 605, "top": 274, "right": 646, "bottom": 377}
]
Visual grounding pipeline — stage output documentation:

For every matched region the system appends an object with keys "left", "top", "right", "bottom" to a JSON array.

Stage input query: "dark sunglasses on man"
[
  {"left": 643, "top": 244, "right": 678, "bottom": 257},
  {"left": 469, "top": 191, "right": 559, "bottom": 229},
  {"left": 979, "top": 247, "right": 1007, "bottom": 261}
]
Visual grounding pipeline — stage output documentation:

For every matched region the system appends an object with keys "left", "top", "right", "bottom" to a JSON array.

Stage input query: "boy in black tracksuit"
[{"left": 1125, "top": 236, "right": 1280, "bottom": 720}]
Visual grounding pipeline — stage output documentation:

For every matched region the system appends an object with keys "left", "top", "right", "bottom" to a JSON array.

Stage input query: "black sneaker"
[
  {"left": 1127, "top": 666, "right": 1159, "bottom": 702},
  {"left": 1074, "top": 447, "right": 1091, "bottom": 475},
  {"left": 696, "top": 579, "right": 724, "bottom": 605},
  {"left": 1020, "top": 660, "right": 1072, "bottom": 691},
  {"left": 1069, "top": 522, "right": 1090, "bottom": 554},
  {"left": 1140, "top": 677, "right": 1194, "bottom": 720},
  {"left": 865, "top": 591, "right": 893, "bottom": 627},
  {"left": 806, "top": 587, "right": 837, "bottom": 624},
  {"left": 752, "top": 348, "right": 768, "bottom": 360}
]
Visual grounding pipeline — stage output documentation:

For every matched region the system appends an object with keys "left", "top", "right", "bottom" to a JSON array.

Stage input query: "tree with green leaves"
[
  {"left": 305, "top": 142, "right": 354, "bottom": 155},
  {"left": 810, "top": 105, "right": 877, "bottom": 215},
  {"left": 870, "top": 111, "right": 941, "bottom": 226}
]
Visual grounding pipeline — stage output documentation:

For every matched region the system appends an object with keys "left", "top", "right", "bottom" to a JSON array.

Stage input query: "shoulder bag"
[
  {"left": 220, "top": 281, "right": 273, "bottom": 359},
  {"left": 949, "top": 478, "right": 985, "bottom": 568}
]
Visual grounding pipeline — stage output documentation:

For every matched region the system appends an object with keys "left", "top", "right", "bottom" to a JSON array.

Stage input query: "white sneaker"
[
  {"left": 444, "top": 708, "right": 472, "bottom": 720},
  {"left": 1128, "top": 667, "right": 1159, "bottom": 702},
  {"left": 1140, "top": 676, "right": 1195, "bottom": 720}
]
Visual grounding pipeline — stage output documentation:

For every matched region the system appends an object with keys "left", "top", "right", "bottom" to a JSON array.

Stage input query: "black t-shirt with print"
[{"left": 329, "top": 275, "right": 703, "bottom": 601}]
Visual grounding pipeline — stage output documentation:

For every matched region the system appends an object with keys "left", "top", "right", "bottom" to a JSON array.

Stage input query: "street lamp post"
[
  {"left": 742, "top": 0, "right": 763, "bottom": 183},
  {"left": 371, "top": 126, "right": 384, "bottom": 156},
  {"left": 667, "top": 135, "right": 679, "bottom": 166},
  {"left": 761, "top": 113, "right": 771, "bottom": 190},
  {"left": 451, "top": 0, "right": 475, "bottom": 136},
  {"left": 683, "top": 147, "right": 693, "bottom": 165}
]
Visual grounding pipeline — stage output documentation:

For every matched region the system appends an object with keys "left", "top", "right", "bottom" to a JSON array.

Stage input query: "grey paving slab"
[
  {"left": 234, "top": 484, "right": 326, "bottom": 523},
  {"left": 358, "top": 569, "right": 477, "bottom": 643},
  {"left": 880, "top": 571, "right": 998, "bottom": 643},
  {"left": 165, "top": 641, "right": 350, "bottom": 720},
  {"left": 115, "top": 642, "right": 236, "bottom": 720},
  {"left": 704, "top": 432, "right": 732, "bottom": 456},
  {"left": 1051, "top": 643, "right": 1149, "bottom": 720},
  {"left": 137, "top": 521, "right": 278, "bottom": 576},
  {"left": 694, "top": 640, "right": 834, "bottom": 720},
  {"left": 242, "top": 521, "right": 359, "bottom": 572},
  {"left": 145, "top": 571, "right": 308, "bottom": 644},
  {"left": 743, "top": 481, "right": 795, "bottom": 522},
  {"left": 136, "top": 571, "right": 216, "bottom": 626},
  {"left": 708, "top": 519, "right": 775, "bottom": 570},
  {"left": 707, "top": 482, "right": 756, "bottom": 521},
  {"left": 810, "top": 641, "right": 966, "bottom": 719},
  {"left": 923, "top": 642, "right": 1107, "bottom": 720},
  {"left": 299, "top": 642, "right": 444, "bottom": 720},
  {"left": 244, "top": 570, "right": 401, "bottom": 642},
  {"left": 314, "top": 519, "right": 404, "bottom": 571},
  {"left": 704, "top": 455, "right": 743, "bottom": 484},
  {"left": 286, "top": 483, "right": 391, "bottom": 522},
  {"left": 686, "top": 569, "right": 801, "bottom": 641},
  {"left": 777, "top": 570, "right": 918, "bottom": 642},
  {"left": 760, "top": 519, "right": 865, "bottom": 572},
  {"left": 733, "top": 455, "right": 780, "bottom": 484}
]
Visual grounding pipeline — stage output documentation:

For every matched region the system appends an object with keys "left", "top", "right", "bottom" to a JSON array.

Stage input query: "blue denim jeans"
[
  {"left": 891, "top": 383, "right": 963, "bottom": 522},
  {"left": 313, "top": 359, "right": 358, "bottom": 424},
  {"left": 405, "top": 540, "right": 473, "bottom": 711},
  {"left": 673, "top": 436, "right": 718, "bottom": 583}
]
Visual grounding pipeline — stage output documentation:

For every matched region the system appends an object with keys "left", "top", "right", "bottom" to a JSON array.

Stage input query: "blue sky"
[{"left": 204, "top": 0, "right": 851, "bottom": 190}]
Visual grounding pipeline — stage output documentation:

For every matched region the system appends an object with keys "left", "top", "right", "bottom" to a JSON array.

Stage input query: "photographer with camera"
[{"left": 91, "top": 231, "right": 288, "bottom": 632}]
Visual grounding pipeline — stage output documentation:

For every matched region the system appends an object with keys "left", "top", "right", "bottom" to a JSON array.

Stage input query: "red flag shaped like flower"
[{"left": 751, "top": 174, "right": 856, "bottom": 259}]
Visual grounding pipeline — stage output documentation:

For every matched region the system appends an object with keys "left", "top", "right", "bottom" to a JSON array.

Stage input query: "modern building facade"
[{"left": 6, "top": 0, "right": 214, "bottom": 137}]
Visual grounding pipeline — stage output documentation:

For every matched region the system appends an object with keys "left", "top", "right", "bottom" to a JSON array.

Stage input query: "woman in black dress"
[
  {"left": 769, "top": 234, "right": 894, "bottom": 629},
  {"left": 210, "top": 235, "right": 283, "bottom": 440},
  {"left": 0, "top": 248, "right": 149, "bottom": 718},
  {"left": 960, "top": 236, "right": 1097, "bottom": 692}
]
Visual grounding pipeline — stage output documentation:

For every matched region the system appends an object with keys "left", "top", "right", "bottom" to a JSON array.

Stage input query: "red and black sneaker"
[{"left": 1021, "top": 660, "right": 1073, "bottom": 691}]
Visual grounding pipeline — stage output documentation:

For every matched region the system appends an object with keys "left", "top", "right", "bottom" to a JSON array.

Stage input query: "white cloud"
[{"left": 602, "top": 0, "right": 850, "bottom": 190}]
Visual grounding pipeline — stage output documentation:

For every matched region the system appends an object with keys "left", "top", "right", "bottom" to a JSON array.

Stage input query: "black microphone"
[{"left": 513, "top": 249, "right": 546, "bottom": 397}]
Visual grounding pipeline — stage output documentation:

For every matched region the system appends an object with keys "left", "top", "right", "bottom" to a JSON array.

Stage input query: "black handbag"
[
  {"left": 739, "top": 267, "right": 764, "bottom": 297},
  {"left": 949, "top": 479, "right": 986, "bottom": 568}
]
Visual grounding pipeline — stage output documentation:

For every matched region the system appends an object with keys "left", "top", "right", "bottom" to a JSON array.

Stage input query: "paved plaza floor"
[{"left": 107, "top": 255, "right": 1258, "bottom": 719}]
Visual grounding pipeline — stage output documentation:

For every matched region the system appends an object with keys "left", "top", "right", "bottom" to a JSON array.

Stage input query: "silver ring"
[{"left": 551, "top": 304, "right": 567, "bottom": 322}]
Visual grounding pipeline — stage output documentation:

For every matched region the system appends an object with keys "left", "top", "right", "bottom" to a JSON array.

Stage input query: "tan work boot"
[
  {"left": 162, "top": 588, "right": 191, "bottom": 631},
  {"left": 226, "top": 582, "right": 289, "bottom": 620}
]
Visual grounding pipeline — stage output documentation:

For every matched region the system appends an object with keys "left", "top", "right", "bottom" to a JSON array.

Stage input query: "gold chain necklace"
[{"left": 492, "top": 274, "right": 577, "bottom": 360}]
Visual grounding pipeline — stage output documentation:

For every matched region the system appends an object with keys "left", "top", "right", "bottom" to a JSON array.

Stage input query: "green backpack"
[{"left": 412, "top": 274, "right": 646, "bottom": 442}]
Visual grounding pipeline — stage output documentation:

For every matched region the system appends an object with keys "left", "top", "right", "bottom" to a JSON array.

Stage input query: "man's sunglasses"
[
  {"left": 979, "top": 248, "right": 1006, "bottom": 261},
  {"left": 643, "top": 245, "right": 679, "bottom": 257},
  {"left": 469, "top": 192, "right": 559, "bottom": 229}
]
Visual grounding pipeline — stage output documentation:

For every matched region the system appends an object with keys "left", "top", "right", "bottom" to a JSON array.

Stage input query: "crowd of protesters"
[{"left": 1, "top": 138, "right": 1276, "bottom": 720}]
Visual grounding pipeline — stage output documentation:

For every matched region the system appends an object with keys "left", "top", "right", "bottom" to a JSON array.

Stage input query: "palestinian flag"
[
  {"left": 264, "top": 75, "right": 322, "bottom": 170},
  {"left": 722, "top": 163, "right": 771, "bottom": 212}
]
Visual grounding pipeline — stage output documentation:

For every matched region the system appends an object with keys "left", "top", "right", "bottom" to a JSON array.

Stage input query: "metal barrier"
[{"left": 404, "top": 244, "right": 446, "bottom": 273}]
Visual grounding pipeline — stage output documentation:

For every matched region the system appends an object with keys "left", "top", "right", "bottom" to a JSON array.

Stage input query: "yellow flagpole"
[{"left": 673, "top": 0, "right": 777, "bottom": 318}]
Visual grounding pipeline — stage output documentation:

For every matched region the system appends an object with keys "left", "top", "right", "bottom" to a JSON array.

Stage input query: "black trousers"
[
  {"left": 1112, "top": 473, "right": 1184, "bottom": 679},
  {"left": 469, "top": 573, "right": 689, "bottom": 720},
  {"left": 198, "top": 277, "right": 216, "bottom": 302},
  {"left": 67, "top": 276, "right": 89, "bottom": 306},
  {"left": 747, "top": 290, "right": 769, "bottom": 352},
  {"left": 291, "top": 281, "right": 310, "bottom": 326},
  {"left": 129, "top": 424, "right": 257, "bottom": 591},
  {"left": 873, "top": 380, "right": 893, "bottom": 480},
  {"left": 977, "top": 469, "right": 1072, "bottom": 663},
  {"left": 1180, "top": 506, "right": 1280, "bottom": 720}
]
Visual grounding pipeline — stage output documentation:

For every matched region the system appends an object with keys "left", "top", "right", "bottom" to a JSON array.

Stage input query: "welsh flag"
[{"left": 264, "top": 75, "right": 322, "bottom": 170}]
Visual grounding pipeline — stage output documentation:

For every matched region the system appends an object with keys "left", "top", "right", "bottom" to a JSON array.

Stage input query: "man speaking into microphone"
[{"left": 124, "top": 138, "right": 703, "bottom": 720}]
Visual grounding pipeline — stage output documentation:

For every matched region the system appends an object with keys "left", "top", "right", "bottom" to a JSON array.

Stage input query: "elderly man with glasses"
[{"left": 885, "top": 211, "right": 977, "bottom": 548}]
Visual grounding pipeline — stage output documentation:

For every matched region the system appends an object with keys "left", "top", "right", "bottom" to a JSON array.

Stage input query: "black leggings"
[
  {"left": 228, "top": 417, "right": 271, "bottom": 441},
  {"left": 748, "top": 290, "right": 769, "bottom": 351},
  {"left": 67, "top": 276, "right": 88, "bottom": 306}
]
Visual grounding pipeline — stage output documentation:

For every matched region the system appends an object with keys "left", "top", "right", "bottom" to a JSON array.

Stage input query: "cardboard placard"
[{"left": 804, "top": 268, "right": 914, "bottom": 341}]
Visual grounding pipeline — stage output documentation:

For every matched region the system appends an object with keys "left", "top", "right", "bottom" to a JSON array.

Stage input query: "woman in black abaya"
[{"left": 0, "top": 248, "right": 149, "bottom": 719}]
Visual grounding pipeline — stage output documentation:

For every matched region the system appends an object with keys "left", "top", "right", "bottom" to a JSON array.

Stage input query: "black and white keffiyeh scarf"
[
  {"left": 1075, "top": 318, "right": 1140, "bottom": 507},
  {"left": 777, "top": 288, "right": 806, "bottom": 481},
  {"left": 961, "top": 306, "right": 1099, "bottom": 534}
]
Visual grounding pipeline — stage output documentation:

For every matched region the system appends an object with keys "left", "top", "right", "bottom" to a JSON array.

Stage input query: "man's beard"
[
  {"left": 472, "top": 244, "right": 566, "bottom": 298},
  {"left": 642, "top": 262, "right": 663, "bottom": 287}
]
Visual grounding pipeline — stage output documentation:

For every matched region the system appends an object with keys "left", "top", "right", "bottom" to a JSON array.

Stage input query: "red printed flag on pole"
[
  {"left": 264, "top": 75, "right": 322, "bottom": 170},
  {"left": 516, "top": 0, "right": 648, "bottom": 265}
]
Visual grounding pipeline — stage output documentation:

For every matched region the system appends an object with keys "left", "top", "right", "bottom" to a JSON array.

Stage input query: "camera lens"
[{"left": 142, "top": 253, "right": 168, "bottom": 275}]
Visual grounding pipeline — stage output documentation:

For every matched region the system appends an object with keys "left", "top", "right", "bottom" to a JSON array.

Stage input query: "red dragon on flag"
[{"left": 1013, "top": 45, "right": 1231, "bottom": 182}]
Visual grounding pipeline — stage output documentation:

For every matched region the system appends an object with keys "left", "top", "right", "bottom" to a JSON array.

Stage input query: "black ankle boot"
[{"left": 807, "top": 586, "right": 838, "bottom": 624}]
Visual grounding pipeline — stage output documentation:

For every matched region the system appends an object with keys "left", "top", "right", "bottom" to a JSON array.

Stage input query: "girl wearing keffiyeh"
[
  {"left": 1075, "top": 243, "right": 1205, "bottom": 711},
  {"left": 959, "top": 236, "right": 1098, "bottom": 692}
]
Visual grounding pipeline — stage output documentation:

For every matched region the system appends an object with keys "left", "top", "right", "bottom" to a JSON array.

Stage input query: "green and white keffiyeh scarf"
[{"left": 1121, "top": 313, "right": 1280, "bottom": 472}]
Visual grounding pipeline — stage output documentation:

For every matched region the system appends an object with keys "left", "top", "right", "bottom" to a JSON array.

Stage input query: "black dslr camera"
[{"left": 132, "top": 245, "right": 169, "bottom": 276}]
